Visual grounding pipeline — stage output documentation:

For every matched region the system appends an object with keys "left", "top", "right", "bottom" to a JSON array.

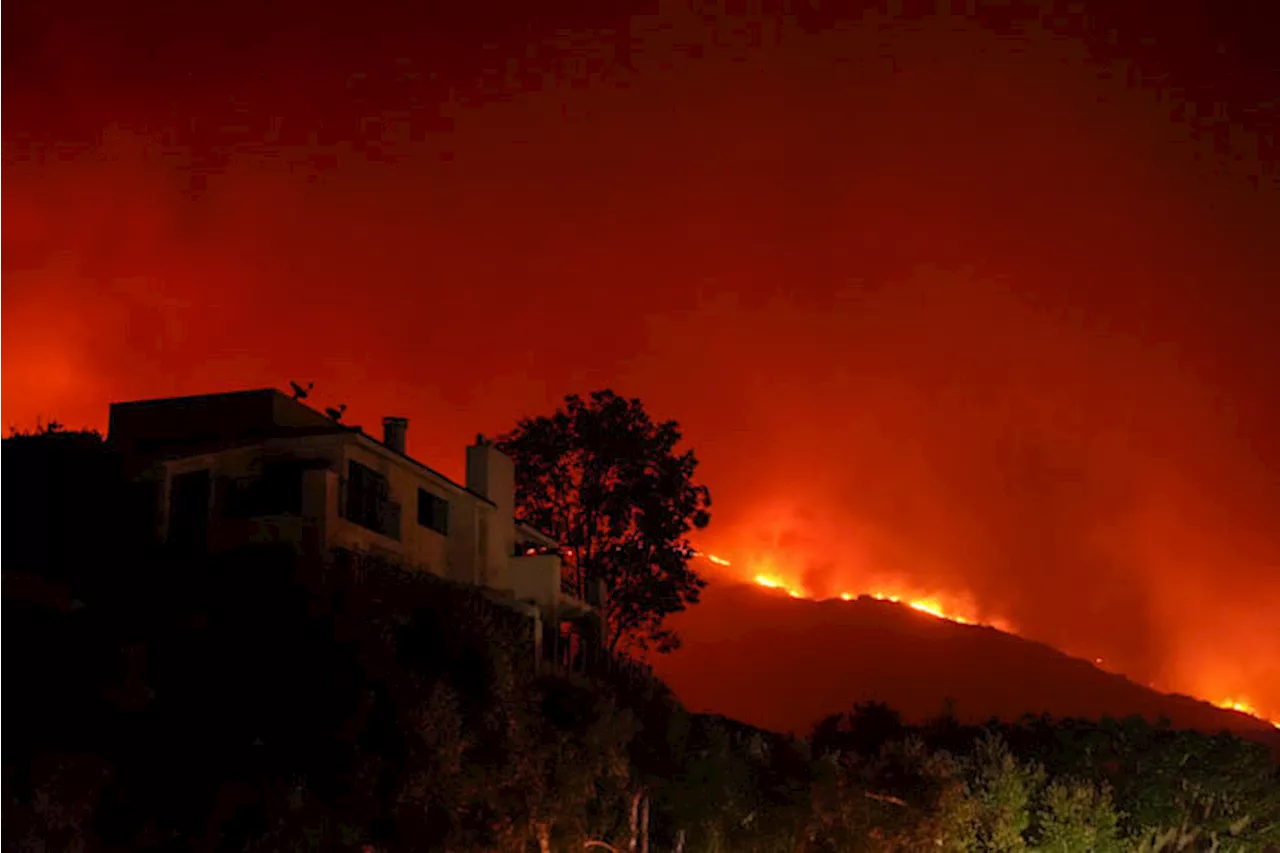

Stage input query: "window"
[
  {"left": 417, "top": 488, "right": 449, "bottom": 534},
  {"left": 343, "top": 460, "right": 400, "bottom": 540}
]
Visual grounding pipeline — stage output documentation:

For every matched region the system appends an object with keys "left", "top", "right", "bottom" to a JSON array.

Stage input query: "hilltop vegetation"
[
  {"left": 4, "top": 429, "right": 1278, "bottom": 852},
  {"left": 654, "top": 581, "right": 1280, "bottom": 743}
]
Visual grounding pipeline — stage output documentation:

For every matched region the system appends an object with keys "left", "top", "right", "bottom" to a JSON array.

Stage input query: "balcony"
[
  {"left": 516, "top": 540, "right": 604, "bottom": 613},
  {"left": 509, "top": 553, "right": 562, "bottom": 610},
  {"left": 210, "top": 466, "right": 328, "bottom": 555},
  {"left": 508, "top": 553, "right": 596, "bottom": 619},
  {"left": 222, "top": 473, "right": 303, "bottom": 518}
]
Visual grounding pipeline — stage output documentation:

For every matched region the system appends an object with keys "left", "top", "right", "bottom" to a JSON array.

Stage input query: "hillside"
[{"left": 654, "top": 579, "right": 1280, "bottom": 745}]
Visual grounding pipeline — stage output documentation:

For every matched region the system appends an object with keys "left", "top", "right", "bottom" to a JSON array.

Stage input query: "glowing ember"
[
  {"left": 865, "top": 592, "right": 976, "bottom": 625},
  {"left": 732, "top": 551, "right": 997, "bottom": 627},
  {"left": 909, "top": 600, "right": 963, "bottom": 622},
  {"left": 753, "top": 574, "right": 805, "bottom": 598},
  {"left": 1213, "top": 698, "right": 1280, "bottom": 728},
  {"left": 695, "top": 551, "right": 1279, "bottom": 728}
]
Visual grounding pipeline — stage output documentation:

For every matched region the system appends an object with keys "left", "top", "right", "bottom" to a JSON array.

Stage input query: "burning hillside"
[{"left": 675, "top": 548, "right": 1274, "bottom": 732}]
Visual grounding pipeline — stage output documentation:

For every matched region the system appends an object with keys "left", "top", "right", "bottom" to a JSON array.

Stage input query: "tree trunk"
[
  {"left": 674, "top": 829, "right": 686, "bottom": 853},
  {"left": 628, "top": 789, "right": 643, "bottom": 853},
  {"left": 536, "top": 822, "right": 552, "bottom": 853},
  {"left": 639, "top": 794, "right": 651, "bottom": 853}
]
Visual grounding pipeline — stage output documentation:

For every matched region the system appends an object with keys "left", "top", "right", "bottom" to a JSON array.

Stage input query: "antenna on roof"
[
  {"left": 325, "top": 403, "right": 347, "bottom": 422},
  {"left": 290, "top": 380, "right": 314, "bottom": 401}
]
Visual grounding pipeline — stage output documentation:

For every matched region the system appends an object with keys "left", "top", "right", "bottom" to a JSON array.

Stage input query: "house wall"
[
  {"left": 333, "top": 439, "right": 488, "bottom": 582},
  {"left": 450, "top": 502, "right": 488, "bottom": 586},
  {"left": 152, "top": 430, "right": 498, "bottom": 587},
  {"left": 130, "top": 394, "right": 591, "bottom": 622},
  {"left": 466, "top": 442, "right": 516, "bottom": 592}
]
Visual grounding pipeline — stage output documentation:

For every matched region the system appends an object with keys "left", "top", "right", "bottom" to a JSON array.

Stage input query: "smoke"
[
  {"left": 618, "top": 17, "right": 1279, "bottom": 718},
  {"left": 643, "top": 265, "right": 1280, "bottom": 713},
  {"left": 5, "top": 2, "right": 1278, "bottom": 716}
]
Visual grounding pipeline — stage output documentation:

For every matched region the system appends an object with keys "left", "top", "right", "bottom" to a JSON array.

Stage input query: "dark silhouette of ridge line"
[{"left": 653, "top": 580, "right": 1280, "bottom": 750}]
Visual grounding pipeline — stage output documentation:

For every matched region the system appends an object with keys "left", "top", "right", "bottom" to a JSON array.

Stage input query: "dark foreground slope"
[
  {"left": 6, "top": 431, "right": 1279, "bottom": 851},
  {"left": 654, "top": 580, "right": 1280, "bottom": 745}
]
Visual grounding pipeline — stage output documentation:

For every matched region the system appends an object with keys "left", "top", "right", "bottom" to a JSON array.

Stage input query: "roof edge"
[
  {"left": 349, "top": 430, "right": 498, "bottom": 508},
  {"left": 108, "top": 388, "right": 280, "bottom": 409}
]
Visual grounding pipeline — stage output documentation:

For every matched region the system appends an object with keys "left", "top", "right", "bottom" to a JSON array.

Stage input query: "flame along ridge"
[{"left": 695, "top": 552, "right": 1279, "bottom": 730}]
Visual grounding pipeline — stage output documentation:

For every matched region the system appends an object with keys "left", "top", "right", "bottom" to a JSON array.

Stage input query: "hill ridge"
[{"left": 654, "top": 581, "right": 1280, "bottom": 747}]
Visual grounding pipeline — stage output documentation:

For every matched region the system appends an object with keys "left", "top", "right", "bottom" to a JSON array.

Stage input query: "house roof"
[
  {"left": 516, "top": 522, "right": 561, "bottom": 548},
  {"left": 108, "top": 388, "right": 498, "bottom": 507},
  {"left": 347, "top": 429, "right": 496, "bottom": 508}
]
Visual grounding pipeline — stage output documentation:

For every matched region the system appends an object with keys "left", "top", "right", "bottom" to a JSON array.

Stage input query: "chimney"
[
  {"left": 382, "top": 417, "right": 408, "bottom": 455},
  {"left": 465, "top": 435, "right": 513, "bottom": 505}
]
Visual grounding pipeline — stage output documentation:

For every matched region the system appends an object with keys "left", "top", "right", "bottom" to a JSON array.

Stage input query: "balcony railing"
[
  {"left": 221, "top": 473, "right": 303, "bottom": 518},
  {"left": 339, "top": 478, "right": 401, "bottom": 541}
]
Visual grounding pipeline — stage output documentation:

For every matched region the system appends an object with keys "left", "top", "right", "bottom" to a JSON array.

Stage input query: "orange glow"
[
  {"left": 7, "top": 0, "right": 1279, "bottom": 752},
  {"left": 907, "top": 599, "right": 959, "bottom": 622},
  {"left": 702, "top": 553, "right": 1279, "bottom": 729},
  {"left": 753, "top": 573, "right": 806, "bottom": 598},
  {"left": 1213, "top": 698, "right": 1280, "bottom": 728},
  {"left": 734, "top": 553, "right": 1003, "bottom": 628}
]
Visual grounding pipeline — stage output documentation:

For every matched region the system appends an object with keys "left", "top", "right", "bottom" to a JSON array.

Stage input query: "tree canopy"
[{"left": 497, "top": 390, "right": 712, "bottom": 654}]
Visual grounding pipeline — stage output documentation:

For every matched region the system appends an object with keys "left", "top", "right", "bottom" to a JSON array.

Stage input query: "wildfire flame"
[
  {"left": 709, "top": 555, "right": 1005, "bottom": 630},
  {"left": 1212, "top": 698, "right": 1279, "bottom": 728},
  {"left": 753, "top": 574, "right": 805, "bottom": 598},
  {"left": 693, "top": 552, "right": 1280, "bottom": 730}
]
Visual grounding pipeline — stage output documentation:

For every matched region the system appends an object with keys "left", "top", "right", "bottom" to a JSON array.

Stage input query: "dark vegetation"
[
  {"left": 4, "top": 424, "right": 1279, "bottom": 852},
  {"left": 497, "top": 390, "right": 713, "bottom": 655}
]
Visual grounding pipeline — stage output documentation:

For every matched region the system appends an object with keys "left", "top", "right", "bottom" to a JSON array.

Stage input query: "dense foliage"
[
  {"left": 5, "top": 430, "right": 1278, "bottom": 852},
  {"left": 496, "top": 390, "right": 712, "bottom": 654}
]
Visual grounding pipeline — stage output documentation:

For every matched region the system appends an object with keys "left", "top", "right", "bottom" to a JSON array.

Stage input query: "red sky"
[{"left": 5, "top": 0, "right": 1279, "bottom": 723}]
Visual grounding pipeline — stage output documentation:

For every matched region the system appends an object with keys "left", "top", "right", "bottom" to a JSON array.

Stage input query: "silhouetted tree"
[
  {"left": 497, "top": 390, "right": 712, "bottom": 653},
  {"left": 812, "top": 701, "right": 909, "bottom": 760},
  {"left": 2, "top": 428, "right": 133, "bottom": 585}
]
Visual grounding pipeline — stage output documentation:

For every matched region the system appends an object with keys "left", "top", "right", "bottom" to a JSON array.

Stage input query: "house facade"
[{"left": 107, "top": 388, "right": 600, "bottom": 661}]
